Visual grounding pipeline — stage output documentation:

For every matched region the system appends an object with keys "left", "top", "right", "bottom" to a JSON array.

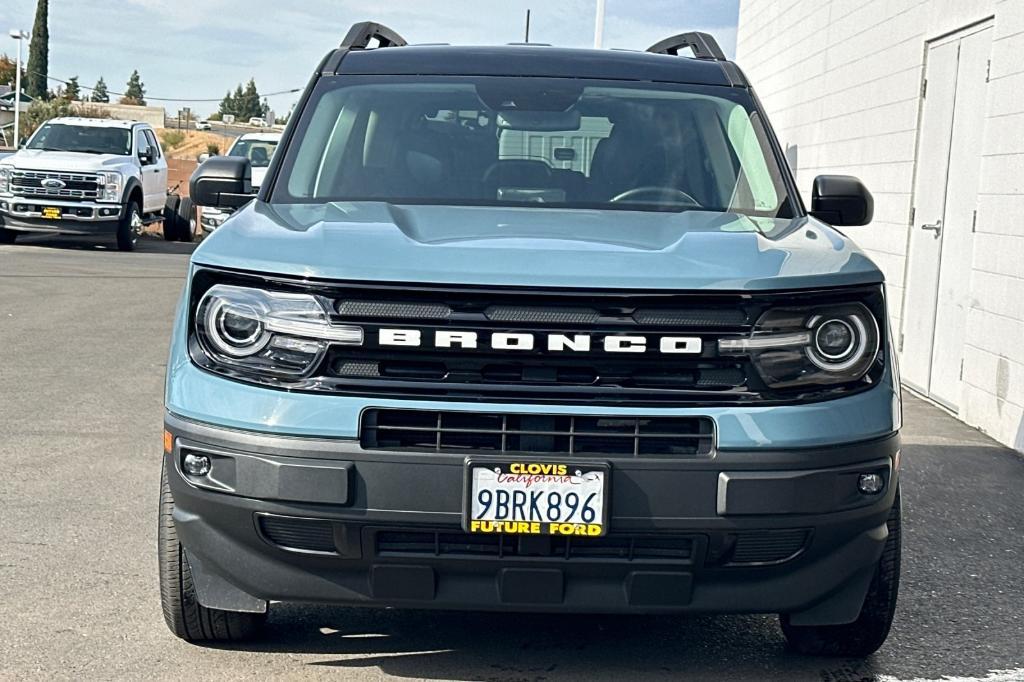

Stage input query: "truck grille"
[
  {"left": 361, "top": 409, "right": 715, "bottom": 457},
  {"left": 10, "top": 170, "right": 102, "bottom": 201},
  {"left": 190, "top": 269, "right": 886, "bottom": 406}
]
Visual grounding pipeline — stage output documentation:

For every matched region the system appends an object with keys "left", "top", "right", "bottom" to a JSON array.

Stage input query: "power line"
[{"left": 31, "top": 71, "right": 301, "bottom": 102}]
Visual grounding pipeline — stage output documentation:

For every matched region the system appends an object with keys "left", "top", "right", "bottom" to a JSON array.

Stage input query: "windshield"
[
  {"left": 229, "top": 138, "right": 279, "bottom": 167},
  {"left": 26, "top": 123, "right": 132, "bottom": 155},
  {"left": 273, "top": 76, "right": 793, "bottom": 216}
]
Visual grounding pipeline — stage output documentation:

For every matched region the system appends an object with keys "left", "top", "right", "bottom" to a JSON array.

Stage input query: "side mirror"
[
  {"left": 139, "top": 145, "right": 155, "bottom": 165},
  {"left": 197, "top": 152, "right": 211, "bottom": 163},
  {"left": 190, "top": 156, "right": 253, "bottom": 209},
  {"left": 810, "top": 175, "right": 873, "bottom": 226}
]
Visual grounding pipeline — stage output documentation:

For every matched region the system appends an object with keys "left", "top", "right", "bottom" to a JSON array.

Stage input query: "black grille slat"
[
  {"left": 362, "top": 409, "right": 714, "bottom": 457},
  {"left": 258, "top": 516, "right": 337, "bottom": 554},
  {"left": 729, "top": 530, "right": 810, "bottom": 565},
  {"left": 376, "top": 529, "right": 695, "bottom": 563}
]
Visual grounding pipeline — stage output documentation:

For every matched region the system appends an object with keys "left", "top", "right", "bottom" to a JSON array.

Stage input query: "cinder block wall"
[{"left": 737, "top": 0, "right": 1024, "bottom": 450}]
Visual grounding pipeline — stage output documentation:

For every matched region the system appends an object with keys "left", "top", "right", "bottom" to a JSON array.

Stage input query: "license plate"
[
  {"left": 41, "top": 207, "right": 62, "bottom": 220},
  {"left": 463, "top": 459, "right": 610, "bottom": 536}
]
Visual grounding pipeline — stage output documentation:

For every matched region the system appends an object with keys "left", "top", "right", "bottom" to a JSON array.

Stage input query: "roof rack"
[
  {"left": 647, "top": 32, "right": 727, "bottom": 61},
  {"left": 340, "top": 21, "right": 407, "bottom": 50}
]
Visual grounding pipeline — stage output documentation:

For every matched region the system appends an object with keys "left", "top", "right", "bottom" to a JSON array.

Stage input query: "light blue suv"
[{"left": 160, "top": 22, "right": 901, "bottom": 656}]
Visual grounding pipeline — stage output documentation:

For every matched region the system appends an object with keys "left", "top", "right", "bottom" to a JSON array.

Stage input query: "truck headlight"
[
  {"left": 0, "top": 166, "right": 11, "bottom": 193},
  {"left": 195, "top": 284, "right": 362, "bottom": 377},
  {"left": 719, "top": 303, "right": 880, "bottom": 388},
  {"left": 99, "top": 171, "right": 123, "bottom": 203}
]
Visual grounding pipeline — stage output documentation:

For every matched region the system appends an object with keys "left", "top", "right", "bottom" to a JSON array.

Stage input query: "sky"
[{"left": 0, "top": 0, "right": 739, "bottom": 117}]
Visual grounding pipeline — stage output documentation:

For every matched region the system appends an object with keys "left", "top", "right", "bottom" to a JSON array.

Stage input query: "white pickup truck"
[{"left": 0, "top": 117, "right": 172, "bottom": 251}]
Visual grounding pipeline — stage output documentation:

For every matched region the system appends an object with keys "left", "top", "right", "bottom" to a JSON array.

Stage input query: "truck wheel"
[
  {"left": 158, "top": 460, "right": 268, "bottom": 642},
  {"left": 117, "top": 200, "right": 142, "bottom": 252},
  {"left": 176, "top": 197, "right": 196, "bottom": 242},
  {"left": 163, "top": 195, "right": 182, "bottom": 241},
  {"left": 0, "top": 228, "right": 17, "bottom": 244},
  {"left": 780, "top": 487, "right": 901, "bottom": 657}
]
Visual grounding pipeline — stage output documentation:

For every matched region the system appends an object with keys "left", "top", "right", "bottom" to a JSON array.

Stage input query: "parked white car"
[
  {"left": 0, "top": 117, "right": 169, "bottom": 250},
  {"left": 198, "top": 131, "right": 281, "bottom": 234},
  {"left": 195, "top": 120, "right": 212, "bottom": 131},
  {"left": 248, "top": 117, "right": 266, "bottom": 127}
]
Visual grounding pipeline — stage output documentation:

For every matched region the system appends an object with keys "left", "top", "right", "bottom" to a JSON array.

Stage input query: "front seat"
[
  {"left": 588, "top": 122, "right": 665, "bottom": 201},
  {"left": 250, "top": 146, "right": 270, "bottom": 167}
]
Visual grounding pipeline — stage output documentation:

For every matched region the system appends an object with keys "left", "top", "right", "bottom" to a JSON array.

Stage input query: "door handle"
[{"left": 921, "top": 219, "right": 942, "bottom": 237}]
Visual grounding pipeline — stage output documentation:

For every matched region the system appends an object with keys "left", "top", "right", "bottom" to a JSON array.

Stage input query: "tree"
[
  {"left": 90, "top": 76, "right": 109, "bottom": 103},
  {"left": 64, "top": 76, "right": 80, "bottom": 101},
  {"left": 25, "top": 0, "right": 49, "bottom": 100},
  {"left": 217, "top": 89, "right": 234, "bottom": 117},
  {"left": 121, "top": 69, "right": 146, "bottom": 105},
  {"left": 0, "top": 54, "right": 25, "bottom": 88},
  {"left": 240, "top": 79, "right": 261, "bottom": 120}
]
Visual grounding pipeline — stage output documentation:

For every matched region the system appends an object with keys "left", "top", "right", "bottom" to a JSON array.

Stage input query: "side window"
[
  {"left": 135, "top": 129, "right": 152, "bottom": 164},
  {"left": 143, "top": 129, "right": 162, "bottom": 158}
]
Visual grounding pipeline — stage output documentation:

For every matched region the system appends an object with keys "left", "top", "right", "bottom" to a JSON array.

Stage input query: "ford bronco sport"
[{"left": 160, "top": 23, "right": 901, "bottom": 657}]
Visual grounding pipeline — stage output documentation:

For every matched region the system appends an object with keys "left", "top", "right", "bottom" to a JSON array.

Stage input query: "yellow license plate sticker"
[{"left": 41, "top": 207, "right": 62, "bottom": 220}]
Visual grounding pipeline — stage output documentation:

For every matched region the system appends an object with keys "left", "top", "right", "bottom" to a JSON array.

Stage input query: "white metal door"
[{"left": 902, "top": 23, "right": 992, "bottom": 410}]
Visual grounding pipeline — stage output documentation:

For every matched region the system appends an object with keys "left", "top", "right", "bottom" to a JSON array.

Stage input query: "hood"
[
  {"left": 192, "top": 201, "right": 884, "bottom": 291},
  {"left": 3, "top": 149, "right": 132, "bottom": 172}
]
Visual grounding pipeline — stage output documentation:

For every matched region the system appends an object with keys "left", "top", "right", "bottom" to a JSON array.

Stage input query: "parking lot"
[{"left": 1, "top": 236, "right": 1023, "bottom": 681}]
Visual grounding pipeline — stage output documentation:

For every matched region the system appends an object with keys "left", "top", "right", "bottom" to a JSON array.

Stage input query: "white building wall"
[{"left": 737, "top": 0, "right": 1024, "bottom": 450}]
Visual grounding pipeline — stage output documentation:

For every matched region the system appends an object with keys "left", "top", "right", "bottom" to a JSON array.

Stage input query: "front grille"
[
  {"left": 189, "top": 268, "right": 887, "bottom": 406},
  {"left": 361, "top": 409, "right": 715, "bottom": 457},
  {"left": 375, "top": 529, "right": 696, "bottom": 563},
  {"left": 10, "top": 170, "right": 102, "bottom": 201},
  {"left": 728, "top": 529, "right": 810, "bottom": 565},
  {"left": 258, "top": 515, "right": 337, "bottom": 554}
]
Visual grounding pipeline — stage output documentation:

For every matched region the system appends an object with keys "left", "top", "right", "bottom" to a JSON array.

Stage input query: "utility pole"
[
  {"left": 8, "top": 29, "right": 28, "bottom": 148},
  {"left": 594, "top": 0, "right": 605, "bottom": 48}
]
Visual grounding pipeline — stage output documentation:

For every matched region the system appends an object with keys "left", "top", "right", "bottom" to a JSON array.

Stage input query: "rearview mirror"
[
  {"left": 810, "top": 175, "right": 873, "bottom": 226},
  {"left": 190, "top": 156, "right": 253, "bottom": 209},
  {"left": 197, "top": 152, "right": 211, "bottom": 163}
]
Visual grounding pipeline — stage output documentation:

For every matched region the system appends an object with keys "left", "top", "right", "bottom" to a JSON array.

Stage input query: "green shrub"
[
  {"left": 206, "top": 142, "right": 221, "bottom": 156},
  {"left": 160, "top": 130, "right": 186, "bottom": 150}
]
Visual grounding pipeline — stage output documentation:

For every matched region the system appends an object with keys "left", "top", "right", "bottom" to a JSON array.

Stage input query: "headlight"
[
  {"left": 0, "top": 166, "right": 11, "bottom": 193},
  {"left": 99, "top": 171, "right": 122, "bottom": 203},
  {"left": 195, "top": 284, "right": 362, "bottom": 377},
  {"left": 719, "top": 303, "right": 880, "bottom": 388}
]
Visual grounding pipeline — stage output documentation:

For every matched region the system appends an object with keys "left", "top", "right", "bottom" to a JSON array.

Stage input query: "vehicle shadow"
[
  {"left": 225, "top": 607, "right": 877, "bottom": 681},
  {"left": 14, "top": 233, "right": 198, "bottom": 255}
]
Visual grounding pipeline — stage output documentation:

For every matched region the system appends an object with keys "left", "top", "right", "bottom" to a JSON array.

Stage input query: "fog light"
[
  {"left": 857, "top": 473, "right": 884, "bottom": 494},
  {"left": 183, "top": 453, "right": 211, "bottom": 476}
]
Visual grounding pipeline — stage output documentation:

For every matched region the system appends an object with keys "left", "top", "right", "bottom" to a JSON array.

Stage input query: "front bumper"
[
  {"left": 0, "top": 197, "right": 121, "bottom": 235},
  {"left": 164, "top": 411, "right": 899, "bottom": 623}
]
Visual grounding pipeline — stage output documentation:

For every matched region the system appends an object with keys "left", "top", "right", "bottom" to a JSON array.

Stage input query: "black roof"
[{"left": 334, "top": 45, "right": 743, "bottom": 87}]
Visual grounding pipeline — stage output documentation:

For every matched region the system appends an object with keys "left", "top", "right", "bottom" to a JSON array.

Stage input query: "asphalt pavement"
[{"left": 1, "top": 235, "right": 1022, "bottom": 681}]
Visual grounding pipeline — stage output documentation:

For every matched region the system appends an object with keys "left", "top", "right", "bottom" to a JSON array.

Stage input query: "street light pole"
[
  {"left": 594, "top": 0, "right": 605, "bottom": 48},
  {"left": 8, "top": 29, "right": 28, "bottom": 149}
]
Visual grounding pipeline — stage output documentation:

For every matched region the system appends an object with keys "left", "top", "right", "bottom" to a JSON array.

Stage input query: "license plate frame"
[
  {"left": 462, "top": 457, "right": 611, "bottom": 536},
  {"left": 41, "top": 207, "right": 62, "bottom": 220}
]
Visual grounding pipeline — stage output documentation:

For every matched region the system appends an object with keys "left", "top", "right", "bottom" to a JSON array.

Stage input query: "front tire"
[
  {"left": 780, "top": 487, "right": 901, "bottom": 657},
  {"left": 158, "top": 460, "right": 268, "bottom": 642},
  {"left": 117, "top": 200, "right": 142, "bottom": 252}
]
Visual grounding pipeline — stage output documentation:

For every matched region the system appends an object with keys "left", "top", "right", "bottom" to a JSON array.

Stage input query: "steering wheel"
[{"left": 610, "top": 186, "right": 702, "bottom": 207}]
